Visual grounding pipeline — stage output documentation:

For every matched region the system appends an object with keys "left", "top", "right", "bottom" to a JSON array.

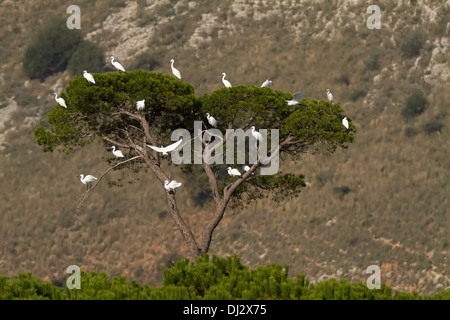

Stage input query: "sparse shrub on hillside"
[
  {"left": 422, "top": 120, "right": 444, "bottom": 135},
  {"left": 399, "top": 30, "right": 426, "bottom": 58},
  {"left": 67, "top": 42, "right": 107, "bottom": 76},
  {"left": 23, "top": 17, "right": 83, "bottom": 81},
  {"left": 350, "top": 89, "right": 367, "bottom": 101},
  {"left": 128, "top": 51, "right": 162, "bottom": 71},
  {"left": 364, "top": 55, "right": 380, "bottom": 72},
  {"left": 404, "top": 127, "right": 419, "bottom": 138},
  {"left": 401, "top": 89, "right": 428, "bottom": 119}
]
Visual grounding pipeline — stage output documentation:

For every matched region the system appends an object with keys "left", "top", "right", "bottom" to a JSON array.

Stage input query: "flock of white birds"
[{"left": 51, "top": 56, "right": 349, "bottom": 192}]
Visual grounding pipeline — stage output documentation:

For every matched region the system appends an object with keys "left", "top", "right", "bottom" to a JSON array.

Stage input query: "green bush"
[
  {"left": 399, "top": 30, "right": 426, "bottom": 58},
  {"left": 422, "top": 120, "right": 444, "bottom": 135},
  {"left": 23, "top": 16, "right": 83, "bottom": 81},
  {"left": 1, "top": 255, "right": 449, "bottom": 300},
  {"left": 401, "top": 89, "right": 428, "bottom": 119},
  {"left": 67, "top": 42, "right": 107, "bottom": 76}
]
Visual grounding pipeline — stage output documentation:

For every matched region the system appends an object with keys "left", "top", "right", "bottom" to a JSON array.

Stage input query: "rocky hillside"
[{"left": 0, "top": 0, "right": 449, "bottom": 295}]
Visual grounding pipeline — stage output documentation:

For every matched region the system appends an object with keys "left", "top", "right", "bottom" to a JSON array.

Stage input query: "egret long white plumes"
[
  {"left": 285, "top": 91, "right": 305, "bottom": 105},
  {"left": 261, "top": 79, "right": 273, "bottom": 88},
  {"left": 80, "top": 174, "right": 97, "bottom": 185},
  {"left": 327, "top": 89, "right": 334, "bottom": 104},
  {"left": 53, "top": 93, "right": 67, "bottom": 108},
  {"left": 164, "top": 179, "right": 182, "bottom": 191},
  {"left": 145, "top": 139, "right": 183, "bottom": 156},
  {"left": 111, "top": 146, "right": 124, "bottom": 158},
  {"left": 83, "top": 70, "right": 95, "bottom": 84},
  {"left": 170, "top": 59, "right": 181, "bottom": 79},
  {"left": 250, "top": 126, "right": 263, "bottom": 141},
  {"left": 206, "top": 113, "right": 217, "bottom": 128},
  {"left": 222, "top": 73, "right": 232, "bottom": 88},
  {"left": 110, "top": 56, "right": 125, "bottom": 72},
  {"left": 342, "top": 117, "right": 349, "bottom": 129},
  {"left": 227, "top": 167, "right": 241, "bottom": 177},
  {"left": 242, "top": 165, "right": 254, "bottom": 175},
  {"left": 136, "top": 99, "right": 145, "bottom": 111}
]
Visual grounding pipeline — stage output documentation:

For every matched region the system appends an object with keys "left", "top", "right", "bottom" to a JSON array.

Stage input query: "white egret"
[
  {"left": 111, "top": 146, "right": 124, "bottom": 158},
  {"left": 261, "top": 79, "right": 273, "bottom": 88},
  {"left": 53, "top": 93, "right": 67, "bottom": 108},
  {"left": 79, "top": 174, "right": 97, "bottom": 189},
  {"left": 242, "top": 165, "right": 254, "bottom": 175},
  {"left": 222, "top": 73, "right": 232, "bottom": 88},
  {"left": 164, "top": 179, "right": 182, "bottom": 191},
  {"left": 145, "top": 139, "right": 183, "bottom": 156},
  {"left": 250, "top": 126, "right": 263, "bottom": 141},
  {"left": 327, "top": 89, "right": 334, "bottom": 104},
  {"left": 170, "top": 59, "right": 181, "bottom": 79},
  {"left": 285, "top": 91, "right": 305, "bottom": 105},
  {"left": 136, "top": 99, "right": 145, "bottom": 111},
  {"left": 83, "top": 70, "right": 95, "bottom": 84},
  {"left": 206, "top": 113, "right": 217, "bottom": 128},
  {"left": 342, "top": 117, "right": 349, "bottom": 129},
  {"left": 110, "top": 56, "right": 126, "bottom": 72},
  {"left": 227, "top": 167, "right": 241, "bottom": 177}
]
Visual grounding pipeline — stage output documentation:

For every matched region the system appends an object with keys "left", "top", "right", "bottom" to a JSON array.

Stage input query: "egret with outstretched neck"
[
  {"left": 111, "top": 146, "right": 124, "bottom": 158},
  {"left": 170, "top": 59, "right": 181, "bottom": 79},
  {"left": 222, "top": 73, "right": 232, "bottom": 88},
  {"left": 110, "top": 56, "right": 125, "bottom": 72},
  {"left": 53, "top": 93, "right": 67, "bottom": 108},
  {"left": 80, "top": 174, "right": 97, "bottom": 189}
]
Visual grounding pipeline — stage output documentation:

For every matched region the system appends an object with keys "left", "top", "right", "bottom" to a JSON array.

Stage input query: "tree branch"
[{"left": 75, "top": 155, "right": 143, "bottom": 213}]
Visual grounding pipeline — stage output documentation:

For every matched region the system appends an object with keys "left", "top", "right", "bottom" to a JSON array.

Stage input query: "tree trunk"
[{"left": 165, "top": 191, "right": 203, "bottom": 260}]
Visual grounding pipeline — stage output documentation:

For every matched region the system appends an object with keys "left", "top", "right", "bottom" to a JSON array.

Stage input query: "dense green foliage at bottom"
[{"left": 0, "top": 255, "right": 448, "bottom": 300}]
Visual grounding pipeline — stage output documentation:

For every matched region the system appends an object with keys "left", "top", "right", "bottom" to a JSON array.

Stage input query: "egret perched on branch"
[
  {"left": 111, "top": 146, "right": 124, "bottom": 158},
  {"left": 285, "top": 91, "right": 305, "bottom": 105},
  {"left": 83, "top": 70, "right": 95, "bottom": 84},
  {"left": 222, "top": 73, "right": 232, "bottom": 88},
  {"left": 250, "top": 126, "right": 263, "bottom": 141},
  {"left": 206, "top": 113, "right": 217, "bottom": 128},
  {"left": 327, "top": 89, "right": 334, "bottom": 104},
  {"left": 136, "top": 99, "right": 145, "bottom": 111},
  {"left": 110, "top": 56, "right": 125, "bottom": 72},
  {"left": 342, "top": 117, "right": 349, "bottom": 129},
  {"left": 170, "top": 59, "right": 181, "bottom": 79},
  {"left": 261, "top": 79, "right": 273, "bottom": 88},
  {"left": 79, "top": 174, "right": 97, "bottom": 189},
  {"left": 53, "top": 93, "right": 67, "bottom": 108},
  {"left": 242, "top": 165, "right": 254, "bottom": 175},
  {"left": 164, "top": 179, "right": 182, "bottom": 191},
  {"left": 145, "top": 139, "right": 183, "bottom": 156},
  {"left": 227, "top": 167, "right": 241, "bottom": 177}
]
